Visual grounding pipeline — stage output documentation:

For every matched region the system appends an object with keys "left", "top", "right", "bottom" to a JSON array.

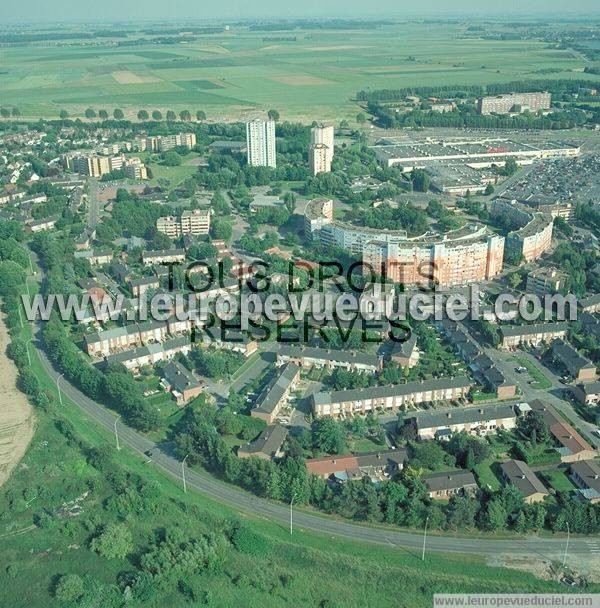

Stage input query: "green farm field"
[{"left": 0, "top": 23, "right": 594, "bottom": 122}]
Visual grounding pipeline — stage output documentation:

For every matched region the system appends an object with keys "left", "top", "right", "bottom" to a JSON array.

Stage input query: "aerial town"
[{"left": 0, "top": 12, "right": 600, "bottom": 608}]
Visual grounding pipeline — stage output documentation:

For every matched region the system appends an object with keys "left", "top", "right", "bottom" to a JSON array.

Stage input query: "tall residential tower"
[
  {"left": 246, "top": 119, "right": 276, "bottom": 168},
  {"left": 309, "top": 124, "right": 334, "bottom": 175}
]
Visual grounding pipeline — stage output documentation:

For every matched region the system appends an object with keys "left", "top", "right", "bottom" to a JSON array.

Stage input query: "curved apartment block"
[{"left": 304, "top": 199, "right": 505, "bottom": 287}]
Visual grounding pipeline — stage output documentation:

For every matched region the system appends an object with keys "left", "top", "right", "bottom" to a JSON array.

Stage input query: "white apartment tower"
[
  {"left": 246, "top": 119, "right": 276, "bottom": 168},
  {"left": 310, "top": 124, "right": 334, "bottom": 175}
]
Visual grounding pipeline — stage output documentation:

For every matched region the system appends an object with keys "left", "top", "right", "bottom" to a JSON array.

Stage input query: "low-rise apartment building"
[
  {"left": 499, "top": 322, "right": 569, "bottom": 349},
  {"left": 571, "top": 381, "right": 600, "bottom": 406},
  {"left": 579, "top": 294, "right": 600, "bottom": 314},
  {"left": 104, "top": 336, "right": 192, "bottom": 372},
  {"left": 410, "top": 403, "right": 517, "bottom": 441},
  {"left": 142, "top": 249, "right": 186, "bottom": 265},
  {"left": 275, "top": 345, "right": 382, "bottom": 372},
  {"left": 311, "top": 376, "right": 472, "bottom": 418},
  {"left": 550, "top": 339, "right": 597, "bottom": 383},
  {"left": 526, "top": 267, "right": 567, "bottom": 297},
  {"left": 73, "top": 248, "right": 113, "bottom": 266},
  {"left": 251, "top": 363, "right": 301, "bottom": 424},
  {"left": 156, "top": 209, "right": 211, "bottom": 238}
]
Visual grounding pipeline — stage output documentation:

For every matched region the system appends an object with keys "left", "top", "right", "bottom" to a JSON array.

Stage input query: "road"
[
  {"left": 30, "top": 328, "right": 598, "bottom": 558},
  {"left": 87, "top": 179, "right": 100, "bottom": 228}
]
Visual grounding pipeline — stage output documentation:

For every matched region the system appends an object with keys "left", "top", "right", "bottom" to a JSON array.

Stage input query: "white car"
[{"left": 594, "top": 428, "right": 600, "bottom": 438}]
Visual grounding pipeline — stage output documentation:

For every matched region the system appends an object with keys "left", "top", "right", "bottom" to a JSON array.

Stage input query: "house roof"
[
  {"left": 570, "top": 460, "right": 600, "bottom": 493},
  {"left": 500, "top": 459, "right": 548, "bottom": 498},
  {"left": 579, "top": 294, "right": 600, "bottom": 310},
  {"left": 576, "top": 381, "right": 600, "bottom": 397},
  {"left": 499, "top": 322, "right": 569, "bottom": 338},
  {"left": 305, "top": 448, "right": 407, "bottom": 477},
  {"left": 551, "top": 339, "right": 595, "bottom": 376},
  {"left": 276, "top": 345, "right": 381, "bottom": 368},
  {"left": 253, "top": 363, "right": 300, "bottom": 417},
  {"left": 529, "top": 400, "right": 594, "bottom": 457},
  {"left": 423, "top": 470, "right": 477, "bottom": 493},
  {"left": 411, "top": 403, "right": 516, "bottom": 430},
  {"left": 313, "top": 376, "right": 472, "bottom": 407},
  {"left": 162, "top": 360, "right": 201, "bottom": 393},
  {"left": 238, "top": 424, "right": 288, "bottom": 459}
]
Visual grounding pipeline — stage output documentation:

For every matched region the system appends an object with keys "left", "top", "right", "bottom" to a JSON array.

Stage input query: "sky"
[{"left": 3, "top": 0, "right": 599, "bottom": 23}]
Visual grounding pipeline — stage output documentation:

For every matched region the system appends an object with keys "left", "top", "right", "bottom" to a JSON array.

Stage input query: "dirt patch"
[
  {"left": 0, "top": 315, "right": 35, "bottom": 488},
  {"left": 271, "top": 75, "right": 332, "bottom": 86},
  {"left": 112, "top": 70, "right": 160, "bottom": 85}
]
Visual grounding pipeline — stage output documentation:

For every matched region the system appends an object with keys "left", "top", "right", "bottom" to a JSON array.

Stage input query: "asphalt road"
[{"left": 31, "top": 329, "right": 598, "bottom": 559}]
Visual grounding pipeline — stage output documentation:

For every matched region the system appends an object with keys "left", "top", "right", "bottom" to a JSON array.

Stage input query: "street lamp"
[
  {"left": 290, "top": 492, "right": 296, "bottom": 536},
  {"left": 422, "top": 515, "right": 429, "bottom": 561},
  {"left": 25, "top": 338, "right": 33, "bottom": 366},
  {"left": 56, "top": 373, "right": 64, "bottom": 406},
  {"left": 182, "top": 454, "right": 189, "bottom": 494},
  {"left": 114, "top": 416, "right": 121, "bottom": 451},
  {"left": 562, "top": 521, "right": 570, "bottom": 568}
]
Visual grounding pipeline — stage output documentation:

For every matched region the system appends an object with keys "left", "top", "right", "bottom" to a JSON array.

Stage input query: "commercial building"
[
  {"left": 409, "top": 403, "right": 517, "bottom": 441},
  {"left": 156, "top": 209, "right": 211, "bottom": 238},
  {"left": 276, "top": 345, "right": 382, "bottom": 372},
  {"left": 304, "top": 199, "right": 504, "bottom": 288},
  {"left": 311, "top": 376, "right": 472, "bottom": 418},
  {"left": 305, "top": 448, "right": 407, "bottom": 481},
  {"left": 246, "top": 119, "right": 276, "bottom": 168},
  {"left": 477, "top": 92, "right": 551, "bottom": 115},
  {"left": 569, "top": 460, "right": 600, "bottom": 503},
  {"left": 251, "top": 363, "right": 301, "bottom": 424},
  {"left": 491, "top": 199, "right": 553, "bottom": 263},
  {"left": 423, "top": 470, "right": 478, "bottom": 500},
  {"left": 526, "top": 267, "right": 567, "bottom": 297},
  {"left": 373, "top": 137, "right": 578, "bottom": 170},
  {"left": 238, "top": 424, "right": 288, "bottom": 461},
  {"left": 309, "top": 124, "right": 334, "bottom": 175},
  {"left": 499, "top": 322, "right": 569, "bottom": 349},
  {"left": 550, "top": 339, "right": 597, "bottom": 382},
  {"left": 500, "top": 459, "right": 549, "bottom": 503}
]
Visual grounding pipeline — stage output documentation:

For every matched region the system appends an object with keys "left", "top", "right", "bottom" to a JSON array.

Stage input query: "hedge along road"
[{"left": 31, "top": 324, "right": 594, "bottom": 559}]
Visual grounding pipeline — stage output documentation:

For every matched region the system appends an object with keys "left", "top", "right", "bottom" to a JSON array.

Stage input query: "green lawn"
[
  {"left": 541, "top": 469, "right": 577, "bottom": 493},
  {"left": 515, "top": 356, "right": 552, "bottom": 390},
  {"left": 348, "top": 437, "right": 388, "bottom": 454},
  {"left": 473, "top": 459, "right": 502, "bottom": 491}
]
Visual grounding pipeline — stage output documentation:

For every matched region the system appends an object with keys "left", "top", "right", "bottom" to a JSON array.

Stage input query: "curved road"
[{"left": 32, "top": 329, "right": 595, "bottom": 558}]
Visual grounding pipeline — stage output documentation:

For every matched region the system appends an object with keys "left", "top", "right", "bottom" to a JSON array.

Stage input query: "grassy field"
[
  {"left": 2, "top": 313, "right": 590, "bottom": 606},
  {"left": 0, "top": 23, "right": 595, "bottom": 122},
  {"left": 541, "top": 469, "right": 578, "bottom": 493},
  {"left": 515, "top": 357, "right": 553, "bottom": 390}
]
